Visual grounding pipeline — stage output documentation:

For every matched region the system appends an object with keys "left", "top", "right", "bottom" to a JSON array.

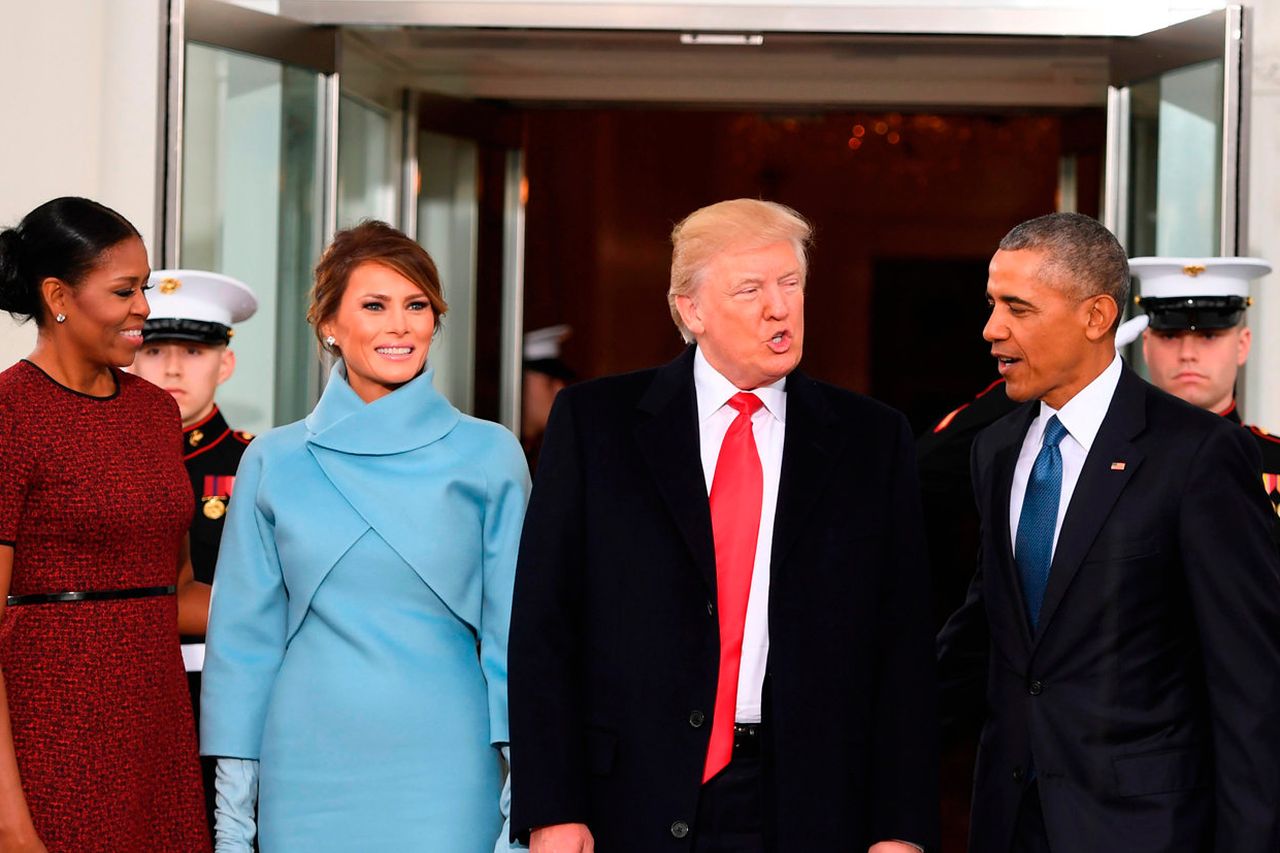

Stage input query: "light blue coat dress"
[{"left": 200, "top": 364, "right": 530, "bottom": 852}]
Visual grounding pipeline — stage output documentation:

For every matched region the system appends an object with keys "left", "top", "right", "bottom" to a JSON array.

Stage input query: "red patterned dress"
[{"left": 0, "top": 360, "right": 210, "bottom": 852}]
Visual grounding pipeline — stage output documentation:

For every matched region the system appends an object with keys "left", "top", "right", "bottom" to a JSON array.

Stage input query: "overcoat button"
[
  {"left": 1028, "top": 680, "right": 1043, "bottom": 696},
  {"left": 689, "top": 710, "right": 705, "bottom": 728},
  {"left": 1012, "top": 767, "right": 1024, "bottom": 783},
  {"left": 706, "top": 600, "right": 714, "bottom": 616},
  {"left": 671, "top": 820, "right": 690, "bottom": 838}
]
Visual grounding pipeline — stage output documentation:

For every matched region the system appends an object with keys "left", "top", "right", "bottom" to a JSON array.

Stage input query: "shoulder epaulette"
[
  {"left": 1248, "top": 424, "right": 1280, "bottom": 445},
  {"left": 931, "top": 379, "right": 1006, "bottom": 434}
]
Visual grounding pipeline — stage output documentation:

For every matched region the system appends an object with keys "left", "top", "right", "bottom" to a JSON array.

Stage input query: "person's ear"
[
  {"left": 1084, "top": 294, "right": 1119, "bottom": 342},
  {"left": 1237, "top": 325, "right": 1252, "bottom": 366},
  {"left": 217, "top": 347, "right": 236, "bottom": 385},
  {"left": 675, "top": 293, "right": 705, "bottom": 339},
  {"left": 41, "top": 277, "right": 69, "bottom": 323}
]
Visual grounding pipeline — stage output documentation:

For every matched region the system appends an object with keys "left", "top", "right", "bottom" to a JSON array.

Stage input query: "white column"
[
  {"left": 0, "top": 0, "right": 165, "bottom": 370},
  {"left": 1246, "top": 0, "right": 1280, "bottom": 429}
]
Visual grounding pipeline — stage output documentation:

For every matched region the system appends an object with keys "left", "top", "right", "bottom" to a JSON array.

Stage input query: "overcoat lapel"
[
  {"left": 1033, "top": 367, "right": 1146, "bottom": 646},
  {"left": 635, "top": 347, "right": 717, "bottom": 593},
  {"left": 769, "top": 371, "right": 841, "bottom": 572}
]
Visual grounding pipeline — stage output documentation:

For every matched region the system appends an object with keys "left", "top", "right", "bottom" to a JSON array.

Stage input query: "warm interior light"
[{"left": 679, "top": 33, "right": 765, "bottom": 46}]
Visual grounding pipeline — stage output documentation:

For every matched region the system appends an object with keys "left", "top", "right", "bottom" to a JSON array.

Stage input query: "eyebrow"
[
  {"left": 113, "top": 270, "right": 151, "bottom": 283},
  {"left": 987, "top": 290, "right": 1035, "bottom": 308},
  {"left": 359, "top": 292, "right": 428, "bottom": 300}
]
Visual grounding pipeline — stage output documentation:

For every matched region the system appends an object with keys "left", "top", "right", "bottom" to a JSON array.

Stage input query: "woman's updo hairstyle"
[{"left": 0, "top": 197, "right": 141, "bottom": 324}]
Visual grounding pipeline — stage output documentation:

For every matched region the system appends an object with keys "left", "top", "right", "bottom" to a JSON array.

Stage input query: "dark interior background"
[{"left": 520, "top": 106, "right": 1104, "bottom": 432}]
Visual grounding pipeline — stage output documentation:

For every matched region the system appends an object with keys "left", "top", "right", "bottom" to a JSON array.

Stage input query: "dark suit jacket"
[
  {"left": 510, "top": 346, "right": 939, "bottom": 852},
  {"left": 938, "top": 365, "right": 1280, "bottom": 853}
]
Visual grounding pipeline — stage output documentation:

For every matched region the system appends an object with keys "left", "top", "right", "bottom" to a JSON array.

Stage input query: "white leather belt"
[{"left": 182, "top": 642, "right": 205, "bottom": 673}]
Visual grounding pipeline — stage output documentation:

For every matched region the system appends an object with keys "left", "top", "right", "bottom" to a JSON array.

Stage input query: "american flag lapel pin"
[{"left": 1110, "top": 461, "right": 1126, "bottom": 471}]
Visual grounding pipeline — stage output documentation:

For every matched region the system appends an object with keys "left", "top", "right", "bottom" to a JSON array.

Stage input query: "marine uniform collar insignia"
[{"left": 305, "top": 362, "right": 460, "bottom": 455}]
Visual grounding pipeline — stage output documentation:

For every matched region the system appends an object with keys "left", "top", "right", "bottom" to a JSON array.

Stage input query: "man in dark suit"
[
  {"left": 938, "top": 212, "right": 1280, "bottom": 853},
  {"left": 509, "top": 199, "right": 938, "bottom": 853}
]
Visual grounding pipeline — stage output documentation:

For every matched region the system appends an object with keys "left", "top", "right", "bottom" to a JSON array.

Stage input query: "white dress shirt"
[
  {"left": 1009, "top": 354, "right": 1123, "bottom": 558},
  {"left": 693, "top": 347, "right": 785, "bottom": 725}
]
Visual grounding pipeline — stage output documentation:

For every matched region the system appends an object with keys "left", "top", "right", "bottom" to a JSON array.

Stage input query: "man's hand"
[
  {"left": 530, "top": 823, "right": 594, "bottom": 853},
  {"left": 869, "top": 843, "right": 922, "bottom": 853}
]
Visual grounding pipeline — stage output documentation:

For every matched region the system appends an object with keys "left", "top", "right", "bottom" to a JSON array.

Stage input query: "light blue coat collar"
[{"left": 305, "top": 362, "right": 460, "bottom": 455}]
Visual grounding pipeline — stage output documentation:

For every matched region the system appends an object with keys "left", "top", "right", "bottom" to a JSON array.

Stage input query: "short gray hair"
[
  {"left": 668, "top": 199, "right": 813, "bottom": 343},
  {"left": 999, "top": 212, "right": 1129, "bottom": 329}
]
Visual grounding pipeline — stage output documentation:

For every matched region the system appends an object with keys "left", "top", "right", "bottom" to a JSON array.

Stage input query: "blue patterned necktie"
[{"left": 1015, "top": 415, "right": 1068, "bottom": 630}]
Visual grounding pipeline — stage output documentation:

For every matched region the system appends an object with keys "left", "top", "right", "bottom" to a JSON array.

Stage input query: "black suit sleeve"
[
  {"left": 509, "top": 391, "right": 589, "bottom": 841},
  {"left": 1179, "top": 423, "right": 1280, "bottom": 853},
  {"left": 869, "top": 414, "right": 941, "bottom": 850},
  {"left": 935, "top": 439, "right": 992, "bottom": 743}
]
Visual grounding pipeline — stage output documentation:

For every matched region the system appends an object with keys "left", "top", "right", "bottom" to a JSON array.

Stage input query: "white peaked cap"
[
  {"left": 146, "top": 269, "right": 258, "bottom": 326},
  {"left": 1129, "top": 257, "right": 1272, "bottom": 299}
]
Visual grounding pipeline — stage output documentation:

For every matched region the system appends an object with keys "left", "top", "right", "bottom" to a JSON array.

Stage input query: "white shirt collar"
[
  {"left": 693, "top": 346, "right": 787, "bottom": 424},
  {"left": 1037, "top": 353, "right": 1123, "bottom": 452}
]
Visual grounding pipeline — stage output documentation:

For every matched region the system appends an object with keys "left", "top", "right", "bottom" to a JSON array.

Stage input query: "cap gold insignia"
[
  {"left": 1110, "top": 461, "right": 1126, "bottom": 471},
  {"left": 159, "top": 276, "right": 182, "bottom": 294},
  {"left": 203, "top": 497, "right": 226, "bottom": 520},
  {"left": 1181, "top": 265, "right": 1207, "bottom": 278}
]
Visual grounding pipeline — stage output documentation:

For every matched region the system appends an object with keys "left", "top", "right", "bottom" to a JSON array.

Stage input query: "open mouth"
[
  {"left": 375, "top": 345, "right": 415, "bottom": 361},
  {"left": 119, "top": 329, "right": 143, "bottom": 345},
  {"left": 994, "top": 353, "right": 1021, "bottom": 374},
  {"left": 767, "top": 331, "right": 791, "bottom": 353}
]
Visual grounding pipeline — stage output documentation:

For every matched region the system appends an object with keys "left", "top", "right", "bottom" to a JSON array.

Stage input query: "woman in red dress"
[{"left": 0, "top": 198, "right": 211, "bottom": 852}]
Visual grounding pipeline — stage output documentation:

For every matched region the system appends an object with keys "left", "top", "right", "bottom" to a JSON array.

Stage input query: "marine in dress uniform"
[
  {"left": 131, "top": 269, "right": 258, "bottom": 834},
  {"left": 1131, "top": 256, "right": 1280, "bottom": 518}
]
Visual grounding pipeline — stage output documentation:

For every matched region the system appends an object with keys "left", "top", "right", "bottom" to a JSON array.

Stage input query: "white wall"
[
  {"left": 0, "top": 0, "right": 165, "bottom": 370},
  {"left": 1245, "top": 0, "right": 1280, "bottom": 429}
]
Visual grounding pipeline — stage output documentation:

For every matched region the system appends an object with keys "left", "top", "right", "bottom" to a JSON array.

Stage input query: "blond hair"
[{"left": 668, "top": 199, "right": 813, "bottom": 342}]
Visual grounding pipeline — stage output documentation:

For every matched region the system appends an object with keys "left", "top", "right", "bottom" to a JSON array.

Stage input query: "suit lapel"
[
  {"left": 635, "top": 347, "right": 718, "bottom": 593},
  {"left": 770, "top": 371, "right": 841, "bottom": 572},
  {"left": 1033, "top": 367, "right": 1147, "bottom": 646},
  {"left": 992, "top": 404, "right": 1039, "bottom": 650}
]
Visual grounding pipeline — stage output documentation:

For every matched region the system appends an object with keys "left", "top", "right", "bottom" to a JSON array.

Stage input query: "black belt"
[
  {"left": 733, "top": 722, "right": 762, "bottom": 759},
  {"left": 6, "top": 585, "right": 176, "bottom": 607}
]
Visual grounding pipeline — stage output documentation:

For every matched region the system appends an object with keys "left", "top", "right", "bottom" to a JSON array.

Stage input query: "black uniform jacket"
[
  {"left": 182, "top": 406, "right": 252, "bottom": 585},
  {"left": 1224, "top": 403, "right": 1280, "bottom": 518},
  {"left": 938, "top": 366, "right": 1280, "bottom": 853},
  {"left": 509, "top": 346, "right": 939, "bottom": 853}
]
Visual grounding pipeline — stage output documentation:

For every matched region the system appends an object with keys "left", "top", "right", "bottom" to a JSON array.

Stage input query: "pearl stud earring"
[
  {"left": 324, "top": 335, "right": 336, "bottom": 346},
  {"left": 55, "top": 313, "right": 66, "bottom": 323}
]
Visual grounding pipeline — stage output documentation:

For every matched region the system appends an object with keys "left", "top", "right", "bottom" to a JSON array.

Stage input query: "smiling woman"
[
  {"left": 0, "top": 197, "right": 211, "bottom": 851},
  {"left": 201, "top": 219, "right": 529, "bottom": 853}
]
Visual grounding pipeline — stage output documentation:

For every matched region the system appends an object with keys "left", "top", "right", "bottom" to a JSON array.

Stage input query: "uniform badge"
[
  {"left": 159, "top": 276, "right": 182, "bottom": 294},
  {"left": 188, "top": 429, "right": 204, "bottom": 448},
  {"left": 201, "top": 475, "right": 236, "bottom": 520},
  {"left": 203, "top": 497, "right": 226, "bottom": 520}
]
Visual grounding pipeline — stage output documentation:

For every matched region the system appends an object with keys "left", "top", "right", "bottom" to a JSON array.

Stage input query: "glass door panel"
[
  {"left": 417, "top": 131, "right": 480, "bottom": 414},
  {"left": 337, "top": 94, "right": 400, "bottom": 228},
  {"left": 181, "top": 43, "right": 325, "bottom": 434},
  {"left": 1126, "top": 58, "right": 1225, "bottom": 258}
]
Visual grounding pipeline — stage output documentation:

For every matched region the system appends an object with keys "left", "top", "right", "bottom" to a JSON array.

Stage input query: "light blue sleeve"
[
  {"left": 479, "top": 432, "right": 532, "bottom": 747},
  {"left": 200, "top": 441, "right": 289, "bottom": 758},
  {"left": 213, "top": 757, "right": 259, "bottom": 853}
]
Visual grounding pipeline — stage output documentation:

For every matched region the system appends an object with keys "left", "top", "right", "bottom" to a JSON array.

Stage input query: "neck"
[
  {"left": 183, "top": 403, "right": 217, "bottom": 429},
  {"left": 1041, "top": 346, "right": 1114, "bottom": 410},
  {"left": 28, "top": 336, "right": 116, "bottom": 396}
]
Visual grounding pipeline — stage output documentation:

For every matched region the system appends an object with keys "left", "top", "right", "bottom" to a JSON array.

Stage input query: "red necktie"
[{"left": 703, "top": 392, "right": 764, "bottom": 782}]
